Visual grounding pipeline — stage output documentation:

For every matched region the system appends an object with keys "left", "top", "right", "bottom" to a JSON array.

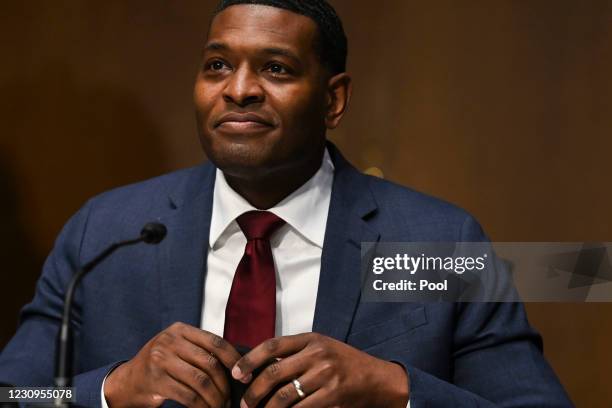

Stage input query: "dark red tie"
[{"left": 224, "top": 211, "right": 285, "bottom": 348}]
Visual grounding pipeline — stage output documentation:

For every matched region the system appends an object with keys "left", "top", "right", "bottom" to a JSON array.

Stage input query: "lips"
[{"left": 214, "top": 112, "right": 274, "bottom": 129}]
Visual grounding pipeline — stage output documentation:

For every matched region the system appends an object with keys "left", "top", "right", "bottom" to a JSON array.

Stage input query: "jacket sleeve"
[
  {"left": 0, "top": 201, "right": 124, "bottom": 407},
  {"left": 393, "top": 215, "right": 574, "bottom": 408}
]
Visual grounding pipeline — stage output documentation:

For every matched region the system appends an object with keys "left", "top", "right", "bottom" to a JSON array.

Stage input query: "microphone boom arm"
[
  {"left": 55, "top": 237, "right": 143, "bottom": 388},
  {"left": 53, "top": 222, "right": 166, "bottom": 407}
]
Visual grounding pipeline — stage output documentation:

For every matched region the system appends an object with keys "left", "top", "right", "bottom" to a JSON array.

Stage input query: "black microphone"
[
  {"left": 53, "top": 222, "right": 167, "bottom": 407},
  {"left": 140, "top": 222, "right": 167, "bottom": 244}
]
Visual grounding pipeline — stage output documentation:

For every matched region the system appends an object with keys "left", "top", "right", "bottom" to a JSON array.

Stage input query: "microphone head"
[{"left": 141, "top": 222, "right": 167, "bottom": 244}]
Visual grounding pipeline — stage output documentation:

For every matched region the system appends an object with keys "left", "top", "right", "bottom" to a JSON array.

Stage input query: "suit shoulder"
[
  {"left": 87, "top": 164, "right": 207, "bottom": 214},
  {"left": 367, "top": 176, "right": 468, "bottom": 220},
  {"left": 365, "top": 175, "right": 485, "bottom": 241}
]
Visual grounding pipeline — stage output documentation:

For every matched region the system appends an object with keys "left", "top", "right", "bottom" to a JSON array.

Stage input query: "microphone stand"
[{"left": 53, "top": 223, "right": 166, "bottom": 407}]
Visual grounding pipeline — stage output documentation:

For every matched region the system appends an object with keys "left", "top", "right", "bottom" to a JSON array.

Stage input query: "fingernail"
[
  {"left": 232, "top": 365, "right": 253, "bottom": 382},
  {"left": 240, "top": 399, "right": 248, "bottom": 408},
  {"left": 232, "top": 365, "right": 243, "bottom": 379}
]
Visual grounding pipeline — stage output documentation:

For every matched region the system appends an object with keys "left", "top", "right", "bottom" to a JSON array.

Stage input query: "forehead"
[{"left": 207, "top": 4, "right": 319, "bottom": 55}]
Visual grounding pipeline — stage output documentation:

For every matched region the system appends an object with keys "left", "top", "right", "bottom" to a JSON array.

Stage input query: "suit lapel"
[
  {"left": 313, "top": 144, "right": 380, "bottom": 341},
  {"left": 158, "top": 163, "right": 216, "bottom": 330}
]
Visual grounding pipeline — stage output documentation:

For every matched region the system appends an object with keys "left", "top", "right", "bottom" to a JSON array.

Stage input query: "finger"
[
  {"left": 233, "top": 334, "right": 311, "bottom": 382},
  {"left": 159, "top": 372, "right": 211, "bottom": 408},
  {"left": 164, "top": 354, "right": 224, "bottom": 408},
  {"left": 292, "top": 389, "right": 330, "bottom": 408},
  {"left": 261, "top": 382, "right": 302, "bottom": 408},
  {"left": 177, "top": 323, "right": 242, "bottom": 369},
  {"left": 242, "top": 352, "right": 310, "bottom": 408},
  {"left": 263, "top": 369, "right": 322, "bottom": 408},
  {"left": 155, "top": 324, "right": 232, "bottom": 402},
  {"left": 176, "top": 337, "right": 232, "bottom": 401}
]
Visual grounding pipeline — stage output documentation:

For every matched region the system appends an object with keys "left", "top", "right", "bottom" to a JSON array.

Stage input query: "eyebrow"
[
  {"left": 204, "top": 42, "right": 228, "bottom": 52},
  {"left": 261, "top": 47, "right": 301, "bottom": 63},
  {"left": 203, "top": 42, "right": 302, "bottom": 64}
]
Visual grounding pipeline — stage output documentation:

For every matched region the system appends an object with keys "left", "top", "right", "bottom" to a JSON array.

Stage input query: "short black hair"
[{"left": 214, "top": 0, "right": 348, "bottom": 75}]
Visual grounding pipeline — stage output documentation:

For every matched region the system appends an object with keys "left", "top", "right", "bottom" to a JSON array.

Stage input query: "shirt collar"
[{"left": 209, "top": 148, "right": 334, "bottom": 249}]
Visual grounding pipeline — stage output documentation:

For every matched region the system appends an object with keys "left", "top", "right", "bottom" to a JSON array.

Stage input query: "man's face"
[{"left": 194, "top": 4, "right": 331, "bottom": 179}]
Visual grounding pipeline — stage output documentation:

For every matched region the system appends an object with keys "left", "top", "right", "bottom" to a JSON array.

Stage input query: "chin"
[
  {"left": 206, "top": 143, "right": 279, "bottom": 179},
  {"left": 216, "top": 160, "right": 279, "bottom": 181}
]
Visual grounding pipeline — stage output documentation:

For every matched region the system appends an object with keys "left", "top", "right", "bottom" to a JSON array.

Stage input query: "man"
[{"left": 0, "top": 1, "right": 573, "bottom": 407}]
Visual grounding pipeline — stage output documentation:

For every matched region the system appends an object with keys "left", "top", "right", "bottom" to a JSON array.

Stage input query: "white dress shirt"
[{"left": 201, "top": 149, "right": 333, "bottom": 337}]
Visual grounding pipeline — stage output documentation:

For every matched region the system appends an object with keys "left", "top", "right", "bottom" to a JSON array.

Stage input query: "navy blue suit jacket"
[{"left": 0, "top": 144, "right": 573, "bottom": 407}]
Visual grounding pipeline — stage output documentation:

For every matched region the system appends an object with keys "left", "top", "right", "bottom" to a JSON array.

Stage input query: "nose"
[{"left": 223, "top": 65, "right": 264, "bottom": 107}]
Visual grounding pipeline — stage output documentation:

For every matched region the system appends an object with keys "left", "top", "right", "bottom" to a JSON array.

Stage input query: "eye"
[
  {"left": 265, "top": 63, "right": 290, "bottom": 76},
  {"left": 269, "top": 64, "right": 284, "bottom": 73},
  {"left": 206, "top": 60, "right": 230, "bottom": 72}
]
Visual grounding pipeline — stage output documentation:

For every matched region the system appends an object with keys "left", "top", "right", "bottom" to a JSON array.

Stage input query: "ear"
[{"left": 325, "top": 73, "right": 352, "bottom": 129}]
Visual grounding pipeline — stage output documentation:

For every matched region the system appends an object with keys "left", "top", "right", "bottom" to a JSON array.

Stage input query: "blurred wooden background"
[{"left": 1, "top": 1, "right": 611, "bottom": 405}]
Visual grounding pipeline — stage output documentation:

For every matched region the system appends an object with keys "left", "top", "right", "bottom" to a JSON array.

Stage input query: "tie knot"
[{"left": 236, "top": 211, "right": 285, "bottom": 240}]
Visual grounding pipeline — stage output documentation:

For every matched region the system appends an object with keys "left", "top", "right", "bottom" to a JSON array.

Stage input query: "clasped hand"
[{"left": 105, "top": 323, "right": 409, "bottom": 408}]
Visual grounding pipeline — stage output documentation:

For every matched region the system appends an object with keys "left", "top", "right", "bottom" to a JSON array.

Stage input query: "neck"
[{"left": 224, "top": 153, "right": 324, "bottom": 210}]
